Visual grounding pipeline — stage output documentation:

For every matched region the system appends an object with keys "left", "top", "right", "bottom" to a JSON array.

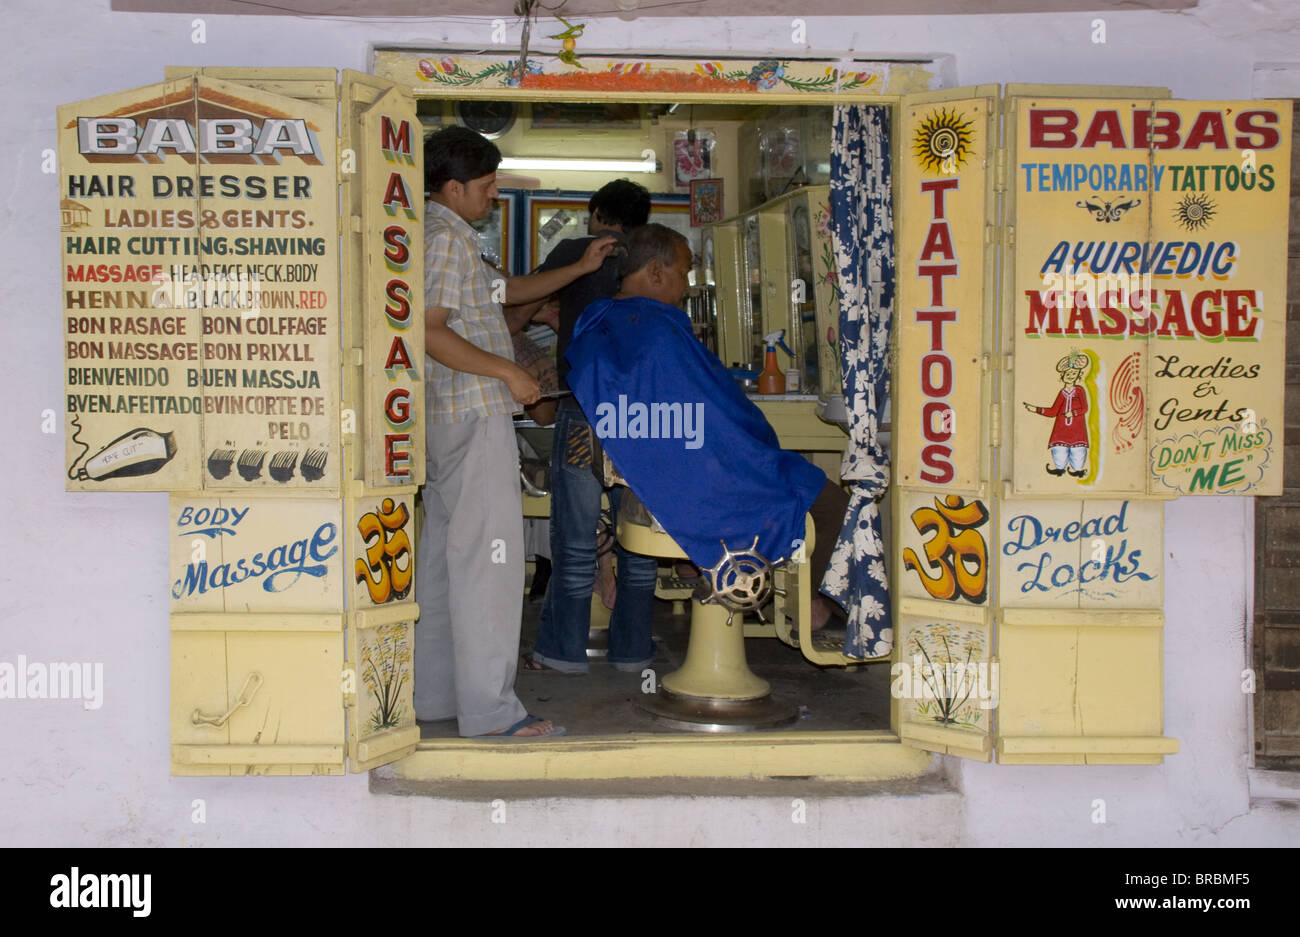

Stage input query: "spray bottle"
[{"left": 758, "top": 329, "right": 794, "bottom": 395}]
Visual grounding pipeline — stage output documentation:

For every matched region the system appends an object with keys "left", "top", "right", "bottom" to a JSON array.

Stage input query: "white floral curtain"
[{"left": 820, "top": 104, "right": 895, "bottom": 660}]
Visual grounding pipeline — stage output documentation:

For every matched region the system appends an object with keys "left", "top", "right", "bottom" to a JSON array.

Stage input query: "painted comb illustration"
[
  {"left": 237, "top": 449, "right": 265, "bottom": 481},
  {"left": 300, "top": 448, "right": 328, "bottom": 481},
  {"left": 207, "top": 448, "right": 236, "bottom": 480},
  {"left": 268, "top": 451, "right": 298, "bottom": 483}
]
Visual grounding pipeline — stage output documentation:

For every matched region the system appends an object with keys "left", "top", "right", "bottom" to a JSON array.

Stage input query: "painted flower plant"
[
  {"left": 908, "top": 621, "right": 989, "bottom": 729},
  {"left": 361, "top": 623, "right": 412, "bottom": 731}
]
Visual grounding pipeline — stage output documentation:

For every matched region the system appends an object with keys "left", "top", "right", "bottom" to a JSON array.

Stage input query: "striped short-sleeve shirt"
[{"left": 424, "top": 199, "right": 518, "bottom": 422}]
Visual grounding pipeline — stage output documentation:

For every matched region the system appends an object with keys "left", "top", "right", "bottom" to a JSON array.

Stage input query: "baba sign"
[
  {"left": 60, "top": 77, "right": 341, "bottom": 491},
  {"left": 1010, "top": 98, "right": 1291, "bottom": 496}
]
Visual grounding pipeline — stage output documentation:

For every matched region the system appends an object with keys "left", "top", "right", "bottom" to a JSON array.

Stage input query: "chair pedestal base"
[
  {"left": 637, "top": 687, "right": 797, "bottom": 733},
  {"left": 637, "top": 599, "right": 797, "bottom": 732}
]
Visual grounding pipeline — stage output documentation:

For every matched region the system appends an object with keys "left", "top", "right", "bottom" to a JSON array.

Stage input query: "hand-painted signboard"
[
  {"left": 1010, "top": 98, "right": 1291, "bottom": 496},
  {"left": 60, "top": 77, "right": 340, "bottom": 491},
  {"left": 894, "top": 610, "right": 995, "bottom": 759},
  {"left": 169, "top": 497, "right": 343, "bottom": 613},
  {"left": 61, "top": 81, "right": 204, "bottom": 490},
  {"left": 896, "top": 97, "right": 991, "bottom": 492},
  {"left": 892, "top": 92, "right": 999, "bottom": 759},
  {"left": 350, "top": 493, "right": 415, "bottom": 608},
  {"left": 360, "top": 91, "right": 424, "bottom": 486},
  {"left": 899, "top": 491, "right": 991, "bottom": 606},
  {"left": 997, "top": 498, "right": 1162, "bottom": 608}
]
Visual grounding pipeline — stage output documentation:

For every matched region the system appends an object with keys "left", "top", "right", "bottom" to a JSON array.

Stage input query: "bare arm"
[
  {"left": 503, "top": 298, "right": 547, "bottom": 336},
  {"left": 425, "top": 305, "right": 540, "bottom": 405},
  {"left": 505, "top": 235, "right": 617, "bottom": 304},
  {"left": 525, "top": 398, "right": 558, "bottom": 427}
]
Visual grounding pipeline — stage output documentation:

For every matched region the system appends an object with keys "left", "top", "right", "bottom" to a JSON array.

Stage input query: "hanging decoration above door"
[{"left": 548, "top": 15, "right": 587, "bottom": 69}]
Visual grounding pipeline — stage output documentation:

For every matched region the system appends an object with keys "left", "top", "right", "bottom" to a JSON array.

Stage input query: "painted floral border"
[{"left": 377, "top": 51, "right": 903, "bottom": 95}]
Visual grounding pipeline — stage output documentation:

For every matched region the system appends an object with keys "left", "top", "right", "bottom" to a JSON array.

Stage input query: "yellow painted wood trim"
[
  {"left": 167, "top": 487, "right": 344, "bottom": 501},
  {"left": 1000, "top": 609, "right": 1164, "bottom": 628},
  {"left": 1002, "top": 83, "right": 1171, "bottom": 100},
  {"left": 161, "top": 67, "right": 339, "bottom": 103},
  {"left": 351, "top": 603, "right": 420, "bottom": 629},
  {"left": 408, "top": 88, "right": 910, "bottom": 105},
  {"left": 998, "top": 484, "right": 1179, "bottom": 503},
  {"left": 903, "top": 723, "right": 993, "bottom": 753},
  {"left": 998, "top": 736, "right": 1180, "bottom": 755},
  {"left": 395, "top": 731, "right": 931, "bottom": 782},
  {"left": 999, "top": 754, "right": 1166, "bottom": 765},
  {"left": 375, "top": 49, "right": 935, "bottom": 105},
  {"left": 165, "top": 66, "right": 338, "bottom": 80},
  {"left": 173, "top": 744, "right": 345, "bottom": 765},
  {"left": 357, "top": 726, "right": 421, "bottom": 765},
  {"left": 344, "top": 479, "right": 422, "bottom": 499},
  {"left": 900, "top": 84, "right": 1000, "bottom": 105},
  {"left": 899, "top": 597, "right": 989, "bottom": 624},
  {"left": 903, "top": 739, "right": 993, "bottom": 763},
  {"left": 170, "top": 613, "right": 344, "bottom": 632}
]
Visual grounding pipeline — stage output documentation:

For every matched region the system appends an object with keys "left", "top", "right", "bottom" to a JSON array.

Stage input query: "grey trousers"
[{"left": 414, "top": 413, "right": 528, "bottom": 737}]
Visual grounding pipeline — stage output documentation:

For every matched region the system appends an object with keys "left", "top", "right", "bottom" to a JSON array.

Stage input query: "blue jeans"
[{"left": 532, "top": 402, "right": 658, "bottom": 672}]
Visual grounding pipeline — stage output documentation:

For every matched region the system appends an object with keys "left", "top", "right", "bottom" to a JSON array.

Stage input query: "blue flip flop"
[{"left": 474, "top": 714, "right": 567, "bottom": 740}]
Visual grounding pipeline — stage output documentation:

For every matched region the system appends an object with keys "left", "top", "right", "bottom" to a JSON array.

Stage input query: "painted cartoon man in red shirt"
[{"left": 1023, "top": 352, "right": 1090, "bottom": 478}]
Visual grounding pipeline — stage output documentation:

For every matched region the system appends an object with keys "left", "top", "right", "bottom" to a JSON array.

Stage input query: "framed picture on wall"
[
  {"left": 525, "top": 194, "right": 592, "bottom": 270},
  {"left": 690, "top": 179, "right": 724, "bottom": 227},
  {"left": 471, "top": 192, "right": 519, "bottom": 274},
  {"left": 524, "top": 192, "right": 696, "bottom": 270},
  {"left": 673, "top": 130, "right": 715, "bottom": 189},
  {"left": 470, "top": 189, "right": 525, "bottom": 274}
]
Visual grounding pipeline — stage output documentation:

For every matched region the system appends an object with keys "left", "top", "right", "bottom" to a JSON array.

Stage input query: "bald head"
[{"left": 617, "top": 223, "right": 693, "bottom": 307}]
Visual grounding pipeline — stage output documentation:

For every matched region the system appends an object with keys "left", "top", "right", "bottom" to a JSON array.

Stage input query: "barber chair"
[
  {"left": 608, "top": 454, "right": 801, "bottom": 732},
  {"left": 769, "top": 514, "right": 867, "bottom": 667}
]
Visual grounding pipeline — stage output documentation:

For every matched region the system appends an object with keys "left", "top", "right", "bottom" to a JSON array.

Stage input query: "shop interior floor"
[{"left": 417, "top": 582, "right": 893, "bottom": 739}]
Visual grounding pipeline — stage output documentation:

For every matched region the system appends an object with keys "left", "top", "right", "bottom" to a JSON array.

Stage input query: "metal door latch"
[{"left": 191, "top": 672, "right": 263, "bottom": 728}]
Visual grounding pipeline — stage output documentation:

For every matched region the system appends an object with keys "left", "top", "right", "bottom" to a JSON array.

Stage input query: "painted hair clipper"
[{"left": 73, "top": 427, "right": 177, "bottom": 481}]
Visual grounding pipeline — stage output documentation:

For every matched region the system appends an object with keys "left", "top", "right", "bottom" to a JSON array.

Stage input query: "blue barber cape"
[{"left": 566, "top": 295, "right": 826, "bottom": 572}]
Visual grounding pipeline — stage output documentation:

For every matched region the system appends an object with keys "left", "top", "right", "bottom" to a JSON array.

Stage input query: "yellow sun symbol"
[
  {"left": 1173, "top": 193, "right": 1216, "bottom": 231},
  {"left": 913, "top": 108, "right": 974, "bottom": 174}
]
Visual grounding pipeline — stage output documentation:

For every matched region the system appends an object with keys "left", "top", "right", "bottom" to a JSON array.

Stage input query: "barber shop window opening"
[{"left": 415, "top": 96, "right": 897, "bottom": 740}]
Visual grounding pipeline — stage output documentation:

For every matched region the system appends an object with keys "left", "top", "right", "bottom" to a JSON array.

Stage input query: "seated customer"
[{"left": 566, "top": 224, "right": 849, "bottom": 628}]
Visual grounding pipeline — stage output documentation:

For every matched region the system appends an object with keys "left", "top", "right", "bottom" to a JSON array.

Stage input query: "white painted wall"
[{"left": 1, "top": 0, "right": 1296, "bottom": 847}]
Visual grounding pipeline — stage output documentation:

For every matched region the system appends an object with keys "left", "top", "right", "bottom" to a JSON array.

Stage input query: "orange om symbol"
[
  {"left": 355, "top": 497, "right": 413, "bottom": 604},
  {"left": 902, "top": 495, "right": 989, "bottom": 603}
]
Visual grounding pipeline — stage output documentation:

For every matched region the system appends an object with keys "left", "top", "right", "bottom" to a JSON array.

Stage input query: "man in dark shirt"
[{"left": 523, "top": 180, "right": 658, "bottom": 674}]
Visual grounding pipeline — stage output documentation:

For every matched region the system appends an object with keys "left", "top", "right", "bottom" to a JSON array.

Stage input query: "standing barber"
[
  {"left": 523, "top": 180, "right": 660, "bottom": 674},
  {"left": 416, "top": 127, "right": 614, "bottom": 737}
]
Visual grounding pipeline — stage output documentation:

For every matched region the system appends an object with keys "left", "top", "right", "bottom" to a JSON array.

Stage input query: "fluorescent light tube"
[{"left": 498, "top": 149, "right": 657, "bottom": 173}]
